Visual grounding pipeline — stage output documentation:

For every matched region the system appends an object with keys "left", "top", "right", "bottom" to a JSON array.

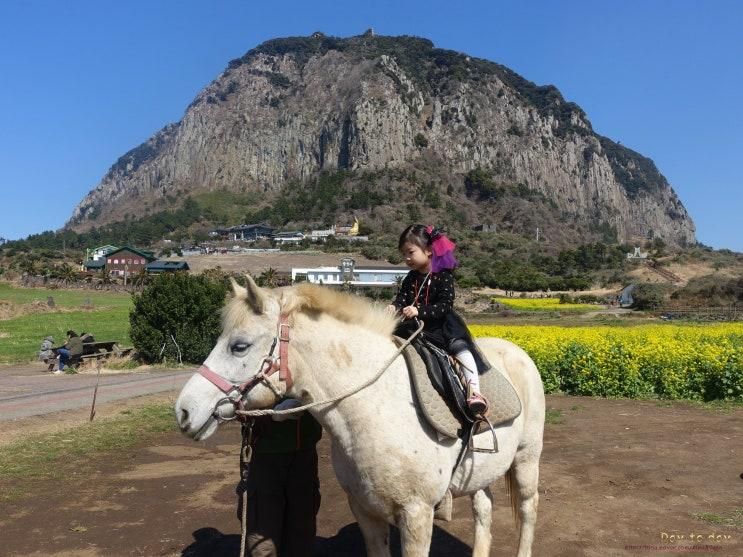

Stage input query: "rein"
[{"left": 235, "top": 319, "right": 425, "bottom": 419}]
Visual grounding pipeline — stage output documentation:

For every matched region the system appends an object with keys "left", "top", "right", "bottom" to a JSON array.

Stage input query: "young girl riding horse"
[{"left": 387, "top": 224, "right": 489, "bottom": 415}]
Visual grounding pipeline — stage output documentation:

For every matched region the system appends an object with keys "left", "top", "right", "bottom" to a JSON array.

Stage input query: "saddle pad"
[{"left": 398, "top": 338, "right": 522, "bottom": 440}]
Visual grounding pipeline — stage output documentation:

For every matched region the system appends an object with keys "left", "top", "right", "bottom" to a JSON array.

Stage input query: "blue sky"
[{"left": 0, "top": 0, "right": 741, "bottom": 251}]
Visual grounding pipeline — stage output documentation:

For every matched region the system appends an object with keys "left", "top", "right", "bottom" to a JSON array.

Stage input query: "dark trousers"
[{"left": 240, "top": 449, "right": 320, "bottom": 557}]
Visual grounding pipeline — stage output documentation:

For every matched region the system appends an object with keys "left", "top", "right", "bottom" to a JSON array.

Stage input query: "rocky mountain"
[{"left": 67, "top": 33, "right": 695, "bottom": 247}]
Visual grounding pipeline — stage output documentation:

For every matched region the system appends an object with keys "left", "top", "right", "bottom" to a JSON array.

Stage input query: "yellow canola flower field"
[
  {"left": 469, "top": 323, "right": 743, "bottom": 401},
  {"left": 493, "top": 297, "right": 596, "bottom": 312}
]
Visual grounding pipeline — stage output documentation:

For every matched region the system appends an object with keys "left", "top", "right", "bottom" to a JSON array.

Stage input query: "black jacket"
[
  {"left": 392, "top": 270, "right": 490, "bottom": 373},
  {"left": 392, "top": 270, "right": 454, "bottom": 342}
]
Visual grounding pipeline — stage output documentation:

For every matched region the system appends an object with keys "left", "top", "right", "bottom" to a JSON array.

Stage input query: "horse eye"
[{"left": 231, "top": 342, "right": 251, "bottom": 354}]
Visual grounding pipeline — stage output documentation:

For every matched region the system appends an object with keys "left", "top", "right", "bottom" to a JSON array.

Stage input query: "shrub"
[
  {"left": 387, "top": 250, "right": 403, "bottom": 265},
  {"left": 414, "top": 133, "right": 428, "bottom": 148},
  {"left": 360, "top": 245, "right": 386, "bottom": 260},
  {"left": 632, "top": 283, "right": 668, "bottom": 310},
  {"left": 457, "top": 273, "right": 481, "bottom": 288},
  {"left": 464, "top": 167, "right": 497, "bottom": 199},
  {"left": 129, "top": 273, "right": 228, "bottom": 364}
]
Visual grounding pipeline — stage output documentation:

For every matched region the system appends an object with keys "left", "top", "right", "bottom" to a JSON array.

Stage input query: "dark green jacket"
[
  {"left": 252, "top": 413, "right": 322, "bottom": 454},
  {"left": 65, "top": 336, "right": 84, "bottom": 357}
]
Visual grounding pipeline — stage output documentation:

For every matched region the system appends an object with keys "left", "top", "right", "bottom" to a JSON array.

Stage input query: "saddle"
[{"left": 396, "top": 336, "right": 522, "bottom": 441}]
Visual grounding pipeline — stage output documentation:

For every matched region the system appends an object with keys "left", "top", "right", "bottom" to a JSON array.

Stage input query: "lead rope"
[
  {"left": 238, "top": 420, "right": 254, "bottom": 557},
  {"left": 236, "top": 320, "right": 425, "bottom": 419}
]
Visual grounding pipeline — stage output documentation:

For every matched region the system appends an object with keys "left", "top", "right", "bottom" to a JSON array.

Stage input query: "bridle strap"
[
  {"left": 199, "top": 364, "right": 241, "bottom": 395},
  {"left": 277, "top": 314, "right": 293, "bottom": 391},
  {"left": 197, "top": 313, "right": 294, "bottom": 421}
]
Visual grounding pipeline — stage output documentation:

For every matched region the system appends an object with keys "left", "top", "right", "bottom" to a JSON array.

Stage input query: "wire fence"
[{"left": 657, "top": 304, "right": 740, "bottom": 321}]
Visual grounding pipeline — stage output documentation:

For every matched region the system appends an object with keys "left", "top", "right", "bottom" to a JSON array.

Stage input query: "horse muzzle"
[{"left": 175, "top": 393, "right": 219, "bottom": 440}]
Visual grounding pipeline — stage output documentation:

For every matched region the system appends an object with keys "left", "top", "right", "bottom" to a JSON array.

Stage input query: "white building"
[
  {"left": 88, "top": 245, "right": 118, "bottom": 261},
  {"left": 273, "top": 231, "right": 305, "bottom": 245},
  {"left": 309, "top": 226, "right": 336, "bottom": 240},
  {"left": 292, "top": 258, "right": 407, "bottom": 287}
]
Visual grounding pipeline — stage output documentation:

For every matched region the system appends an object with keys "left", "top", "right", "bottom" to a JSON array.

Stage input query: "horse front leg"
[
  {"left": 471, "top": 487, "right": 494, "bottom": 557},
  {"left": 348, "top": 496, "right": 391, "bottom": 557},
  {"left": 397, "top": 502, "right": 434, "bottom": 557}
]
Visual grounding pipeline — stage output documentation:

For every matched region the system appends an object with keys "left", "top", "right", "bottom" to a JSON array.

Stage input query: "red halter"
[{"left": 197, "top": 314, "right": 293, "bottom": 421}]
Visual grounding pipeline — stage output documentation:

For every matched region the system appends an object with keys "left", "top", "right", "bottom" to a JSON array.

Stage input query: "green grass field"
[
  {"left": 0, "top": 283, "right": 132, "bottom": 308},
  {"left": 492, "top": 296, "right": 598, "bottom": 312},
  {"left": 0, "top": 283, "right": 133, "bottom": 363}
]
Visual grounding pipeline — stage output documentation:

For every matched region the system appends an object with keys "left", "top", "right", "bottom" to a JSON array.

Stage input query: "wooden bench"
[{"left": 55, "top": 341, "right": 133, "bottom": 367}]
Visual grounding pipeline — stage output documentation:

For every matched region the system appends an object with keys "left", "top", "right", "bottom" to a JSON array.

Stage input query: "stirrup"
[{"left": 468, "top": 415, "right": 499, "bottom": 454}]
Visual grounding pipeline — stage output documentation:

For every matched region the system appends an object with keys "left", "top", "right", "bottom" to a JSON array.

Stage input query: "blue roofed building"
[{"left": 145, "top": 260, "right": 190, "bottom": 274}]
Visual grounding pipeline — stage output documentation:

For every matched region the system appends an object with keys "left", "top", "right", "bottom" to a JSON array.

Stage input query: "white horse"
[{"left": 175, "top": 278, "right": 544, "bottom": 557}]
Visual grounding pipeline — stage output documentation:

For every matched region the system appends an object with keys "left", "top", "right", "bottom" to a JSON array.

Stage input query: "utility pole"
[{"left": 535, "top": 227, "right": 540, "bottom": 243}]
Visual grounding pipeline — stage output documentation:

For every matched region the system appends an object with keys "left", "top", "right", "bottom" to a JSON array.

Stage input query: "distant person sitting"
[
  {"left": 38, "top": 335, "right": 56, "bottom": 372},
  {"left": 55, "top": 330, "right": 83, "bottom": 374},
  {"left": 80, "top": 332, "right": 95, "bottom": 344}
]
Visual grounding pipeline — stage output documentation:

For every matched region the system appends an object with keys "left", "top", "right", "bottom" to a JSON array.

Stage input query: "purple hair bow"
[{"left": 425, "top": 226, "right": 458, "bottom": 272}]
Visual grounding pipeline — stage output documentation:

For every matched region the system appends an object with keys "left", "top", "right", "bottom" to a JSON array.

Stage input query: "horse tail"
[{"left": 505, "top": 468, "right": 521, "bottom": 527}]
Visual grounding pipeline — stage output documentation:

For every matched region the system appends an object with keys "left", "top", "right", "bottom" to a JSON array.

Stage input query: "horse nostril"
[{"left": 179, "top": 408, "right": 190, "bottom": 428}]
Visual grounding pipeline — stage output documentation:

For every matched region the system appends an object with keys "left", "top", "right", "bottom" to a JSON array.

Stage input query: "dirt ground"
[
  {"left": 626, "top": 261, "right": 740, "bottom": 287},
  {"left": 1, "top": 395, "right": 741, "bottom": 557}
]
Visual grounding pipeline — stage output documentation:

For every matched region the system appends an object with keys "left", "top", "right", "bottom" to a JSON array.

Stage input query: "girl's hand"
[
  {"left": 385, "top": 304, "right": 398, "bottom": 315},
  {"left": 401, "top": 305, "right": 419, "bottom": 319}
]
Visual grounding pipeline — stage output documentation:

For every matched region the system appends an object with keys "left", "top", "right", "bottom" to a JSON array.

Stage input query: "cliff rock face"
[{"left": 68, "top": 34, "right": 695, "bottom": 246}]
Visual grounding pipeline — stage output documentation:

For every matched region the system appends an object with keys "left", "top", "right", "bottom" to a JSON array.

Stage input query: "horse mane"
[{"left": 280, "top": 283, "right": 397, "bottom": 337}]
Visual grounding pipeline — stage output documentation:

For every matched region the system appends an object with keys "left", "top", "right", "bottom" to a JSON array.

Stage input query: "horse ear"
[
  {"left": 243, "top": 274, "right": 267, "bottom": 314},
  {"left": 228, "top": 276, "right": 266, "bottom": 314},
  {"left": 229, "top": 277, "right": 248, "bottom": 299}
]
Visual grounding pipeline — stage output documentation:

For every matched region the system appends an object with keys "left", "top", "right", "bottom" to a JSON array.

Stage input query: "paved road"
[{"left": 0, "top": 366, "right": 195, "bottom": 421}]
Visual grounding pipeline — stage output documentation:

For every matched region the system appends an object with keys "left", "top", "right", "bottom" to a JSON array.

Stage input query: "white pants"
[{"left": 456, "top": 350, "right": 480, "bottom": 392}]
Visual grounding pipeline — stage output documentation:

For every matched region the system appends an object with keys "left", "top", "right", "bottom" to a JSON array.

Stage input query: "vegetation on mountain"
[
  {"left": 598, "top": 136, "right": 668, "bottom": 198},
  {"left": 670, "top": 276, "right": 743, "bottom": 306},
  {"left": 109, "top": 123, "right": 178, "bottom": 179},
  {"left": 2, "top": 174, "right": 737, "bottom": 298},
  {"left": 228, "top": 34, "right": 590, "bottom": 138}
]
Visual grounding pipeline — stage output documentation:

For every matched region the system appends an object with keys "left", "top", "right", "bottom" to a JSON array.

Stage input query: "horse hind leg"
[
  {"left": 471, "top": 487, "right": 494, "bottom": 557},
  {"left": 397, "top": 502, "right": 434, "bottom": 557},
  {"left": 509, "top": 450, "right": 541, "bottom": 557},
  {"left": 348, "top": 496, "right": 391, "bottom": 557}
]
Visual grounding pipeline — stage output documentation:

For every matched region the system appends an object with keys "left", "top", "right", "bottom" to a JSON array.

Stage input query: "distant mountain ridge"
[{"left": 67, "top": 32, "right": 695, "bottom": 247}]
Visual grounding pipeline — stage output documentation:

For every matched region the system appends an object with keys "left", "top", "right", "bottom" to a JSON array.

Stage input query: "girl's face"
[{"left": 401, "top": 241, "right": 432, "bottom": 273}]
